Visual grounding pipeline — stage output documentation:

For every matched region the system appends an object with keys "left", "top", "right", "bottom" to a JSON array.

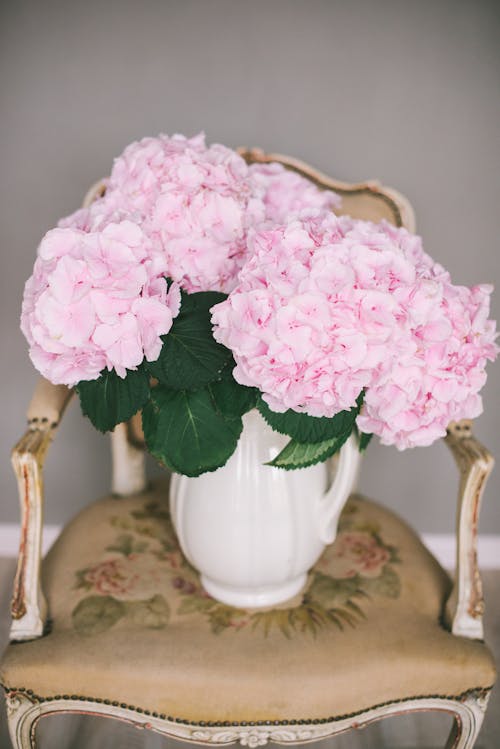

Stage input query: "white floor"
[{"left": 0, "top": 559, "right": 498, "bottom": 748}]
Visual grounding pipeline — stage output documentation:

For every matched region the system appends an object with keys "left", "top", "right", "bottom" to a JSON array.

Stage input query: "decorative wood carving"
[
  {"left": 10, "top": 379, "right": 73, "bottom": 640},
  {"left": 444, "top": 420, "right": 494, "bottom": 640},
  {"left": 4, "top": 689, "right": 490, "bottom": 749},
  {"left": 10, "top": 426, "right": 53, "bottom": 639}
]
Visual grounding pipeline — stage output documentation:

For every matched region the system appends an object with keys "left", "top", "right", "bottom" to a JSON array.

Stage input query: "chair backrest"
[
  {"left": 102, "top": 150, "right": 416, "bottom": 496},
  {"left": 239, "top": 147, "right": 416, "bottom": 230}
]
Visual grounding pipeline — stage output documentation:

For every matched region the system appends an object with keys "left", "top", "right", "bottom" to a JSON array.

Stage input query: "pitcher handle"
[{"left": 316, "top": 432, "right": 362, "bottom": 544}]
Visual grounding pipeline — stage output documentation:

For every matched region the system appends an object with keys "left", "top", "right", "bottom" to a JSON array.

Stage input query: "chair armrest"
[
  {"left": 10, "top": 379, "right": 73, "bottom": 640},
  {"left": 444, "top": 419, "right": 494, "bottom": 640}
]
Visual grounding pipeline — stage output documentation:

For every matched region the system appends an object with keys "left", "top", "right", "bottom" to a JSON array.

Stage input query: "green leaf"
[
  {"left": 250, "top": 609, "right": 294, "bottom": 639},
  {"left": 146, "top": 290, "right": 232, "bottom": 390},
  {"left": 126, "top": 595, "right": 170, "bottom": 629},
  {"left": 308, "top": 572, "right": 364, "bottom": 607},
  {"left": 208, "top": 367, "right": 258, "bottom": 419},
  {"left": 105, "top": 534, "right": 148, "bottom": 556},
  {"left": 77, "top": 367, "right": 150, "bottom": 433},
  {"left": 267, "top": 430, "right": 352, "bottom": 470},
  {"left": 72, "top": 595, "right": 125, "bottom": 635},
  {"left": 177, "top": 595, "right": 216, "bottom": 616},
  {"left": 363, "top": 566, "right": 401, "bottom": 598},
  {"left": 257, "top": 393, "right": 362, "bottom": 444},
  {"left": 142, "top": 385, "right": 243, "bottom": 477},
  {"left": 358, "top": 431, "right": 373, "bottom": 452},
  {"left": 208, "top": 604, "right": 246, "bottom": 635}
]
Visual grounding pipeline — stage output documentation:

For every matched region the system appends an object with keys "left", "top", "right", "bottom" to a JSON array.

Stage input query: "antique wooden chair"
[{"left": 1, "top": 151, "right": 496, "bottom": 749}]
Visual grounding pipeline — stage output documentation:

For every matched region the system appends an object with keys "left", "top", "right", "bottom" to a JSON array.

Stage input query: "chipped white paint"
[
  {"left": 444, "top": 421, "right": 495, "bottom": 640},
  {"left": 9, "top": 427, "right": 51, "bottom": 641}
]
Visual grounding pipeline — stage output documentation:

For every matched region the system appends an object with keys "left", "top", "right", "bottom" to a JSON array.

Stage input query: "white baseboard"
[
  {"left": 0, "top": 524, "right": 499, "bottom": 569},
  {"left": 422, "top": 534, "right": 499, "bottom": 570},
  {"left": 0, "top": 524, "right": 62, "bottom": 558}
]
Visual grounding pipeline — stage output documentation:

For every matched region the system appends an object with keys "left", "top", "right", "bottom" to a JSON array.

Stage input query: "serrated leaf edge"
[{"left": 267, "top": 428, "right": 352, "bottom": 470}]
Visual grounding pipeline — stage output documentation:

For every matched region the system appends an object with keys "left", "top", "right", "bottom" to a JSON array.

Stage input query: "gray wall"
[{"left": 1, "top": 0, "right": 499, "bottom": 534}]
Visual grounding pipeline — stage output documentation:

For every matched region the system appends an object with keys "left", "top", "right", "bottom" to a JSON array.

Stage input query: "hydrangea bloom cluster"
[
  {"left": 60, "top": 134, "right": 339, "bottom": 294},
  {"left": 23, "top": 133, "right": 338, "bottom": 386},
  {"left": 211, "top": 213, "right": 498, "bottom": 449},
  {"left": 21, "top": 221, "right": 181, "bottom": 386},
  {"left": 357, "top": 281, "right": 497, "bottom": 448},
  {"left": 21, "top": 133, "right": 497, "bottom": 451},
  {"left": 248, "top": 161, "right": 340, "bottom": 224},
  {"left": 58, "top": 133, "right": 260, "bottom": 293}
]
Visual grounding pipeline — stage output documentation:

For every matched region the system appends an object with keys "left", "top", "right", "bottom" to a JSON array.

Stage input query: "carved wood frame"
[{"left": 4, "top": 687, "right": 491, "bottom": 749}]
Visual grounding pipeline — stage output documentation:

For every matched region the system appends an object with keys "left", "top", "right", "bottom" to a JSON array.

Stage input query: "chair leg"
[
  {"left": 445, "top": 691, "right": 490, "bottom": 749},
  {"left": 6, "top": 692, "right": 39, "bottom": 749}
]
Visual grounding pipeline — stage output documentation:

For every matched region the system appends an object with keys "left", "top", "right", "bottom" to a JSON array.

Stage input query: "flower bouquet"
[
  {"left": 21, "top": 132, "right": 499, "bottom": 606},
  {"left": 21, "top": 133, "right": 498, "bottom": 477}
]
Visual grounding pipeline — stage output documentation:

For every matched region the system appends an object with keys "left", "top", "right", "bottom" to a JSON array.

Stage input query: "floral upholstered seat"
[{"left": 1, "top": 477, "right": 495, "bottom": 725}]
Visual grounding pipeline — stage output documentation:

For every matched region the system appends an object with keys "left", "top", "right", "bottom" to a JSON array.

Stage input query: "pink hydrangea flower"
[
  {"left": 57, "top": 135, "right": 339, "bottom": 294},
  {"left": 21, "top": 221, "right": 181, "bottom": 386},
  {"left": 212, "top": 213, "right": 412, "bottom": 416},
  {"left": 28, "top": 134, "right": 340, "bottom": 389},
  {"left": 211, "top": 213, "right": 498, "bottom": 447},
  {"left": 58, "top": 134, "right": 259, "bottom": 294},
  {"left": 108, "top": 132, "right": 208, "bottom": 214},
  {"left": 58, "top": 187, "right": 130, "bottom": 233},
  {"left": 108, "top": 133, "right": 265, "bottom": 293},
  {"left": 249, "top": 161, "right": 340, "bottom": 223},
  {"left": 357, "top": 282, "right": 498, "bottom": 448}
]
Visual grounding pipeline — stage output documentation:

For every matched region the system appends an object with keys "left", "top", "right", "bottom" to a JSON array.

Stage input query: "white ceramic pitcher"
[{"left": 169, "top": 409, "right": 361, "bottom": 608}]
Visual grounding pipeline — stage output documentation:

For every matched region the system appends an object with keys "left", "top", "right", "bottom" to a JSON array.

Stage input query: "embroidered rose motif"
[
  {"left": 330, "top": 531, "right": 390, "bottom": 578},
  {"left": 82, "top": 554, "right": 162, "bottom": 601}
]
